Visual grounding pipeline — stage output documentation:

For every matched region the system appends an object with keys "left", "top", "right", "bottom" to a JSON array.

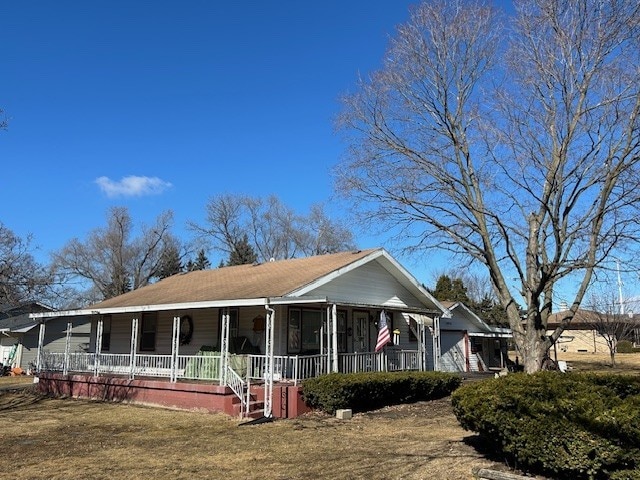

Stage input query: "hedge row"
[
  {"left": 302, "top": 371, "right": 461, "bottom": 414},
  {"left": 451, "top": 372, "right": 640, "bottom": 479},
  {"left": 617, "top": 340, "right": 640, "bottom": 354}
]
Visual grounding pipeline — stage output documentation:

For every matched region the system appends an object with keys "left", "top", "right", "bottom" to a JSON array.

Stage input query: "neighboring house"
[
  {"left": 547, "top": 309, "right": 634, "bottom": 354},
  {"left": 438, "top": 301, "right": 511, "bottom": 373},
  {"left": 31, "top": 248, "right": 455, "bottom": 418},
  {"left": 0, "top": 302, "right": 91, "bottom": 371}
]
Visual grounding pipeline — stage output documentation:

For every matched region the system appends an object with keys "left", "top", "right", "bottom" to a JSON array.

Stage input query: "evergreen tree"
[
  {"left": 227, "top": 234, "right": 258, "bottom": 266},
  {"left": 432, "top": 275, "right": 470, "bottom": 303},
  {"left": 156, "top": 242, "right": 183, "bottom": 279},
  {"left": 472, "top": 294, "right": 509, "bottom": 326},
  {"left": 188, "top": 249, "right": 211, "bottom": 271}
]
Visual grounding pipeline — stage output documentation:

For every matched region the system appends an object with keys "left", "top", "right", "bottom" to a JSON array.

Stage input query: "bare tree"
[
  {"left": 337, "top": 0, "right": 640, "bottom": 372},
  {"left": 298, "top": 203, "right": 356, "bottom": 256},
  {"left": 585, "top": 289, "right": 639, "bottom": 367},
  {"left": 53, "top": 207, "right": 174, "bottom": 301},
  {"left": 0, "top": 223, "right": 53, "bottom": 305},
  {"left": 190, "top": 194, "right": 355, "bottom": 262}
]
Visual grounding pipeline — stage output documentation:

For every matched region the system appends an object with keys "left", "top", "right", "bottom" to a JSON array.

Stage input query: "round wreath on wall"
[{"left": 179, "top": 315, "right": 193, "bottom": 345}]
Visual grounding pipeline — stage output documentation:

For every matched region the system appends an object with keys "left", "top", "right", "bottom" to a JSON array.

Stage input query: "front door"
[{"left": 353, "top": 311, "right": 377, "bottom": 352}]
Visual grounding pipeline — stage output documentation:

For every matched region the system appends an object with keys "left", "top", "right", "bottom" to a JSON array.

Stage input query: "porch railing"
[
  {"left": 39, "top": 351, "right": 222, "bottom": 380},
  {"left": 39, "top": 349, "right": 422, "bottom": 384}
]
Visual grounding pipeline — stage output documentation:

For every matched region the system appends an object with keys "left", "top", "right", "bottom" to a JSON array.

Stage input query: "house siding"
[
  {"left": 90, "top": 306, "right": 286, "bottom": 356},
  {"left": 440, "top": 331, "right": 467, "bottom": 372},
  {"left": 22, "top": 317, "right": 91, "bottom": 370},
  {"left": 308, "top": 261, "right": 427, "bottom": 310},
  {"left": 547, "top": 328, "right": 609, "bottom": 354}
]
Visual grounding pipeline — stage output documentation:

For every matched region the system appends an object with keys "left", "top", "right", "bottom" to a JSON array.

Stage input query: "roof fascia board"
[
  {"left": 335, "top": 302, "right": 441, "bottom": 316},
  {"left": 31, "top": 298, "right": 272, "bottom": 318},
  {"left": 468, "top": 332, "right": 512, "bottom": 338},
  {"left": 454, "top": 301, "right": 510, "bottom": 334},
  {"left": 30, "top": 309, "right": 95, "bottom": 319},
  {"left": 268, "top": 296, "right": 328, "bottom": 305}
]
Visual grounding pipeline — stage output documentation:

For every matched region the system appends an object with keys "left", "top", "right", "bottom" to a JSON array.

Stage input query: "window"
[
  {"left": 218, "top": 308, "right": 239, "bottom": 343},
  {"left": 301, "top": 310, "right": 322, "bottom": 353},
  {"left": 288, "top": 309, "right": 301, "bottom": 352},
  {"left": 101, "top": 315, "right": 111, "bottom": 351},
  {"left": 337, "top": 310, "right": 347, "bottom": 353},
  {"left": 288, "top": 308, "right": 322, "bottom": 354},
  {"left": 408, "top": 316, "right": 418, "bottom": 343},
  {"left": 140, "top": 313, "right": 157, "bottom": 351}
]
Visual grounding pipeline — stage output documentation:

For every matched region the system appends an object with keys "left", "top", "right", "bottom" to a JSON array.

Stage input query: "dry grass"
[
  {"left": 554, "top": 351, "right": 640, "bottom": 375},
  {"left": 4, "top": 354, "right": 639, "bottom": 480},
  {"left": 0, "top": 391, "right": 509, "bottom": 480},
  {"left": 0, "top": 375, "right": 35, "bottom": 387}
]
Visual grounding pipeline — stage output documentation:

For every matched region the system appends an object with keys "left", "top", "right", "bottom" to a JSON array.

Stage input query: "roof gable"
[
  {"left": 441, "top": 301, "right": 509, "bottom": 334},
  {"left": 296, "top": 249, "right": 445, "bottom": 312}
]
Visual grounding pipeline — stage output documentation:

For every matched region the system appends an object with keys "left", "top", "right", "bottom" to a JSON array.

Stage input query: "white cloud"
[{"left": 95, "top": 175, "right": 173, "bottom": 198}]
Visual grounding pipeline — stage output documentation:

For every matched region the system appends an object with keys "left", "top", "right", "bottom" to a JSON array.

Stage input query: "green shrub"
[
  {"left": 617, "top": 340, "right": 640, "bottom": 354},
  {"left": 452, "top": 373, "right": 640, "bottom": 479},
  {"left": 610, "top": 469, "right": 640, "bottom": 480},
  {"left": 302, "top": 371, "right": 461, "bottom": 414}
]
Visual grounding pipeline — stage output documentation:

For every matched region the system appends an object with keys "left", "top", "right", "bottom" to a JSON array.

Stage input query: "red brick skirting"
[{"left": 36, "top": 373, "right": 312, "bottom": 418}]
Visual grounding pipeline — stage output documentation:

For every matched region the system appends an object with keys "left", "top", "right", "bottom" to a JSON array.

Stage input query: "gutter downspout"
[
  {"left": 264, "top": 303, "right": 275, "bottom": 419},
  {"left": 464, "top": 330, "right": 471, "bottom": 373}
]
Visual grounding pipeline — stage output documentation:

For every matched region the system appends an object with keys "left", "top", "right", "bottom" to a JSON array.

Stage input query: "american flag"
[{"left": 375, "top": 310, "right": 391, "bottom": 352}]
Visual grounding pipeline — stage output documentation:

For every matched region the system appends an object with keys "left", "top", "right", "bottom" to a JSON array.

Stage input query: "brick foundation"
[{"left": 36, "top": 373, "right": 311, "bottom": 418}]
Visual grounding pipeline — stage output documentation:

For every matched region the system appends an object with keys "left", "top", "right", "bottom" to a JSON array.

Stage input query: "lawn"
[
  {"left": 0, "top": 390, "right": 507, "bottom": 480},
  {"left": 2, "top": 354, "right": 638, "bottom": 480},
  {"left": 554, "top": 351, "right": 640, "bottom": 374}
]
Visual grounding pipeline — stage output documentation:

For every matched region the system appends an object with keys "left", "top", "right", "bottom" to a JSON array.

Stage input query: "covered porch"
[{"left": 34, "top": 300, "right": 441, "bottom": 418}]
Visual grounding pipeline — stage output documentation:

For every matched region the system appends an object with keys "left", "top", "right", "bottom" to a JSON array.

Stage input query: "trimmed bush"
[
  {"left": 452, "top": 373, "right": 640, "bottom": 479},
  {"left": 302, "top": 371, "right": 461, "bottom": 414},
  {"left": 610, "top": 469, "right": 640, "bottom": 480},
  {"left": 617, "top": 340, "right": 640, "bottom": 354}
]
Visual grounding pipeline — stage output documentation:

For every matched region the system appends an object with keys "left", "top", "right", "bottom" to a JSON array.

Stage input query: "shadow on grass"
[
  {"left": 462, "top": 434, "right": 533, "bottom": 477},
  {"left": 0, "top": 389, "right": 45, "bottom": 412}
]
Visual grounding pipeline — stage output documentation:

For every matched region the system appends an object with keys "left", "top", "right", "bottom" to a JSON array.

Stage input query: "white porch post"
[
  {"left": 331, "top": 304, "right": 338, "bottom": 373},
  {"left": 433, "top": 316, "right": 441, "bottom": 371},
  {"left": 264, "top": 304, "right": 275, "bottom": 418},
  {"left": 95, "top": 317, "right": 104, "bottom": 376},
  {"left": 417, "top": 322, "right": 425, "bottom": 371},
  {"left": 129, "top": 317, "right": 139, "bottom": 379},
  {"left": 36, "top": 321, "right": 46, "bottom": 373},
  {"left": 325, "top": 306, "right": 331, "bottom": 373},
  {"left": 63, "top": 322, "right": 72, "bottom": 375},
  {"left": 220, "top": 309, "right": 229, "bottom": 386},
  {"left": 170, "top": 316, "right": 180, "bottom": 383}
]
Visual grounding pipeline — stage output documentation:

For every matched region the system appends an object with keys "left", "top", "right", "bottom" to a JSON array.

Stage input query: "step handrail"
[{"left": 225, "top": 364, "right": 247, "bottom": 417}]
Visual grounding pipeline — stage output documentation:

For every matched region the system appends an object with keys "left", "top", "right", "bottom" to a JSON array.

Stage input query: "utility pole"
[{"left": 617, "top": 260, "right": 625, "bottom": 315}]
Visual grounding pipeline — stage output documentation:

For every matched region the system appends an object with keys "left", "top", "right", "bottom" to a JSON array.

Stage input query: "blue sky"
[
  {"left": 3, "top": 1, "right": 636, "bottom": 305},
  {"left": 1, "top": 1, "right": 422, "bottom": 267}
]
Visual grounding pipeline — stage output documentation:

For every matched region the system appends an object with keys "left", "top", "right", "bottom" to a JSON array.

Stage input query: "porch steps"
[{"left": 231, "top": 387, "right": 264, "bottom": 419}]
